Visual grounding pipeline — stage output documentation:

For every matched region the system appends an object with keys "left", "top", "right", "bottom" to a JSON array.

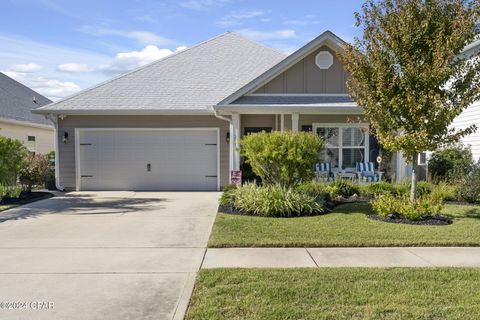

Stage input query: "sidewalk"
[{"left": 202, "top": 247, "right": 480, "bottom": 268}]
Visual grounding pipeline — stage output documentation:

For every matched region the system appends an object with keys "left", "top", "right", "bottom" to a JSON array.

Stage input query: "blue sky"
[{"left": 0, "top": 0, "right": 363, "bottom": 100}]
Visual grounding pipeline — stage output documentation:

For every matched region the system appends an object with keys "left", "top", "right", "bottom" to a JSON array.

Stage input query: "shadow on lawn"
[
  {"left": 0, "top": 194, "right": 166, "bottom": 223},
  {"left": 330, "top": 202, "right": 373, "bottom": 215}
]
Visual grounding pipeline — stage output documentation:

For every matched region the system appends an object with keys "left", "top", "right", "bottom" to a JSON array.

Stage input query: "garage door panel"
[{"left": 78, "top": 129, "right": 218, "bottom": 191}]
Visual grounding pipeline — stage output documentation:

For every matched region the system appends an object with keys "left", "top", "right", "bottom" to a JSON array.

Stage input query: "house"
[
  {"left": 450, "top": 37, "right": 480, "bottom": 163},
  {"left": 0, "top": 72, "right": 53, "bottom": 154},
  {"left": 33, "top": 31, "right": 401, "bottom": 191}
]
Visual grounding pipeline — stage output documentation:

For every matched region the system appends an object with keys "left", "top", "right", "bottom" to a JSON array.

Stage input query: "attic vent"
[{"left": 315, "top": 51, "right": 333, "bottom": 69}]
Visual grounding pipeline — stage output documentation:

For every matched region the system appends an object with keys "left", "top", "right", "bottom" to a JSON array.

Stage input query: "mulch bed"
[
  {"left": 368, "top": 214, "right": 453, "bottom": 226},
  {"left": 0, "top": 191, "right": 53, "bottom": 206}
]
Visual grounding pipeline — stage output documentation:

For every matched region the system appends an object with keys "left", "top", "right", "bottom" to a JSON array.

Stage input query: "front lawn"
[
  {"left": 208, "top": 203, "right": 480, "bottom": 247},
  {"left": 186, "top": 268, "right": 480, "bottom": 320}
]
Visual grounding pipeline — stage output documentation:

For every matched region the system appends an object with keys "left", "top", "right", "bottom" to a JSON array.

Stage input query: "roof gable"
[
  {"left": 218, "top": 31, "right": 348, "bottom": 105},
  {"left": 0, "top": 72, "right": 52, "bottom": 126},
  {"left": 34, "top": 32, "right": 286, "bottom": 115}
]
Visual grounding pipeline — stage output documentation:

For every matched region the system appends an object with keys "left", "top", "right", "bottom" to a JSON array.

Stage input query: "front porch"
[{"left": 228, "top": 113, "right": 382, "bottom": 181}]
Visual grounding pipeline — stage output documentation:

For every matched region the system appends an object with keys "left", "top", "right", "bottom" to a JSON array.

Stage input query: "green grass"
[
  {"left": 208, "top": 203, "right": 480, "bottom": 247},
  {"left": 186, "top": 268, "right": 480, "bottom": 320},
  {"left": 0, "top": 204, "right": 16, "bottom": 212}
]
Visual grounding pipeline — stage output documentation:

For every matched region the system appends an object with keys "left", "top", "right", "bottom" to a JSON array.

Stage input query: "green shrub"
[
  {"left": 371, "top": 194, "right": 398, "bottom": 217},
  {"left": 228, "top": 183, "right": 327, "bottom": 217},
  {"left": 219, "top": 184, "right": 238, "bottom": 206},
  {"left": 428, "top": 144, "right": 473, "bottom": 181},
  {"left": 0, "top": 185, "right": 22, "bottom": 199},
  {"left": 431, "top": 182, "right": 458, "bottom": 202},
  {"left": 240, "top": 131, "right": 324, "bottom": 187},
  {"left": 371, "top": 194, "right": 444, "bottom": 221},
  {"left": 360, "top": 182, "right": 395, "bottom": 197},
  {"left": 393, "top": 181, "right": 433, "bottom": 197},
  {"left": 0, "top": 136, "right": 27, "bottom": 186},
  {"left": 296, "top": 182, "right": 332, "bottom": 206},
  {"left": 326, "top": 179, "right": 359, "bottom": 199},
  {"left": 416, "top": 181, "right": 433, "bottom": 197},
  {"left": 19, "top": 154, "right": 51, "bottom": 192},
  {"left": 457, "top": 165, "right": 480, "bottom": 203}
]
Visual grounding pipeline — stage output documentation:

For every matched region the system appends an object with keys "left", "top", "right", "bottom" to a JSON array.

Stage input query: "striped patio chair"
[
  {"left": 315, "top": 163, "right": 334, "bottom": 182},
  {"left": 356, "top": 162, "right": 382, "bottom": 183}
]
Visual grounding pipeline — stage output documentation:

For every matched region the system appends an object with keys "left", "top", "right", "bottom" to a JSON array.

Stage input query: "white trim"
[
  {"left": 312, "top": 123, "right": 370, "bottom": 170},
  {"left": 292, "top": 113, "right": 299, "bottom": 131},
  {"left": 75, "top": 127, "right": 221, "bottom": 192},
  {"left": 33, "top": 109, "right": 214, "bottom": 116},
  {"left": 0, "top": 117, "right": 53, "bottom": 130},
  {"left": 246, "top": 93, "right": 351, "bottom": 97},
  {"left": 74, "top": 128, "right": 81, "bottom": 192},
  {"left": 215, "top": 106, "right": 363, "bottom": 115},
  {"left": 231, "top": 113, "right": 241, "bottom": 171}
]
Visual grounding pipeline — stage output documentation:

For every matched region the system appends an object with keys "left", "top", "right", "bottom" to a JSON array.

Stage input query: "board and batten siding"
[
  {"left": 254, "top": 46, "right": 348, "bottom": 94},
  {"left": 451, "top": 101, "right": 480, "bottom": 162},
  {"left": 57, "top": 115, "right": 230, "bottom": 190}
]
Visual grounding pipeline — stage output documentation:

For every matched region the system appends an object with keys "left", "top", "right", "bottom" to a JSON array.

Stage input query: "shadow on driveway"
[{"left": 0, "top": 194, "right": 166, "bottom": 223}]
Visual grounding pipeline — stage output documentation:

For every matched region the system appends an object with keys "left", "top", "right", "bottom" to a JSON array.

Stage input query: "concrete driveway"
[{"left": 0, "top": 191, "right": 219, "bottom": 320}]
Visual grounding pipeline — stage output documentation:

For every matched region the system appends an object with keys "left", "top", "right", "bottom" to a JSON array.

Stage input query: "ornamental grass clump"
[{"left": 223, "top": 183, "right": 327, "bottom": 217}]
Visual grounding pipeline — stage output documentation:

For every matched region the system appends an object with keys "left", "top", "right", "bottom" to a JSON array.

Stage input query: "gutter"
[{"left": 45, "top": 114, "right": 65, "bottom": 191}]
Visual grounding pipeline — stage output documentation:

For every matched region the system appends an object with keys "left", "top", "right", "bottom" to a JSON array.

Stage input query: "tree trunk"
[{"left": 410, "top": 153, "right": 418, "bottom": 203}]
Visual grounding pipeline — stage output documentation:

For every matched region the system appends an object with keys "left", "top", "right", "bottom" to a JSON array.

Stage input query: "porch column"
[
  {"left": 292, "top": 113, "right": 299, "bottom": 132},
  {"left": 280, "top": 114, "right": 285, "bottom": 132},
  {"left": 231, "top": 112, "right": 241, "bottom": 171}
]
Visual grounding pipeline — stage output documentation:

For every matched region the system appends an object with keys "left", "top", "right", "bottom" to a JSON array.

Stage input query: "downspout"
[
  {"left": 45, "top": 114, "right": 65, "bottom": 191},
  {"left": 214, "top": 109, "right": 233, "bottom": 184}
]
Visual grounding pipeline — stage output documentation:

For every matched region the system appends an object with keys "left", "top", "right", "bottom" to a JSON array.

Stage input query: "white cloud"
[
  {"left": 180, "top": 0, "right": 230, "bottom": 10},
  {"left": 99, "top": 45, "right": 187, "bottom": 74},
  {"left": 217, "top": 9, "right": 265, "bottom": 27},
  {"left": 57, "top": 63, "right": 94, "bottom": 73},
  {"left": 235, "top": 28, "right": 297, "bottom": 41},
  {"left": 3, "top": 71, "right": 81, "bottom": 100},
  {"left": 284, "top": 15, "right": 321, "bottom": 26},
  {"left": 9, "top": 63, "right": 42, "bottom": 73},
  {"left": 79, "top": 26, "right": 175, "bottom": 46}
]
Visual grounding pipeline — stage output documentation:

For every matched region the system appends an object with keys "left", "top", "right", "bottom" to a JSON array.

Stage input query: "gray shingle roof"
[
  {"left": 231, "top": 95, "right": 355, "bottom": 106},
  {"left": 34, "top": 32, "right": 286, "bottom": 114},
  {"left": 0, "top": 72, "right": 52, "bottom": 126}
]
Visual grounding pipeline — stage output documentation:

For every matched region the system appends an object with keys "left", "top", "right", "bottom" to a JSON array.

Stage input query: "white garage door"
[{"left": 77, "top": 129, "right": 218, "bottom": 191}]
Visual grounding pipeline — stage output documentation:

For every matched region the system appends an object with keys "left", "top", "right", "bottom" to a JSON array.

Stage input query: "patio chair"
[
  {"left": 315, "top": 163, "right": 334, "bottom": 182},
  {"left": 356, "top": 162, "right": 383, "bottom": 183}
]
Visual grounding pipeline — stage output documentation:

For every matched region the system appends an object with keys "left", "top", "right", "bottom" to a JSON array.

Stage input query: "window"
[
  {"left": 315, "top": 124, "right": 369, "bottom": 171},
  {"left": 27, "top": 136, "right": 36, "bottom": 155}
]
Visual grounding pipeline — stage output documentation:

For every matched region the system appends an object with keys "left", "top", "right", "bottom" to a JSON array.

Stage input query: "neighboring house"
[
  {"left": 0, "top": 72, "right": 54, "bottom": 154},
  {"left": 450, "top": 37, "right": 480, "bottom": 163},
  {"left": 33, "top": 31, "right": 401, "bottom": 191}
]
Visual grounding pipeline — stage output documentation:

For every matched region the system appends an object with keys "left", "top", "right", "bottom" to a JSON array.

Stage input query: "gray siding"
[
  {"left": 255, "top": 46, "right": 348, "bottom": 94},
  {"left": 58, "top": 115, "right": 230, "bottom": 190}
]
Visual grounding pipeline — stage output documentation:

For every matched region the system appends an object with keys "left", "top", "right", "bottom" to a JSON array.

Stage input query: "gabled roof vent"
[{"left": 315, "top": 51, "right": 333, "bottom": 69}]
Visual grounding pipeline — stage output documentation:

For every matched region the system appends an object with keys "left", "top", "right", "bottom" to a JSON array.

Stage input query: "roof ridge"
[
  {"left": 226, "top": 31, "right": 287, "bottom": 57},
  {"left": 35, "top": 32, "right": 234, "bottom": 111}
]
